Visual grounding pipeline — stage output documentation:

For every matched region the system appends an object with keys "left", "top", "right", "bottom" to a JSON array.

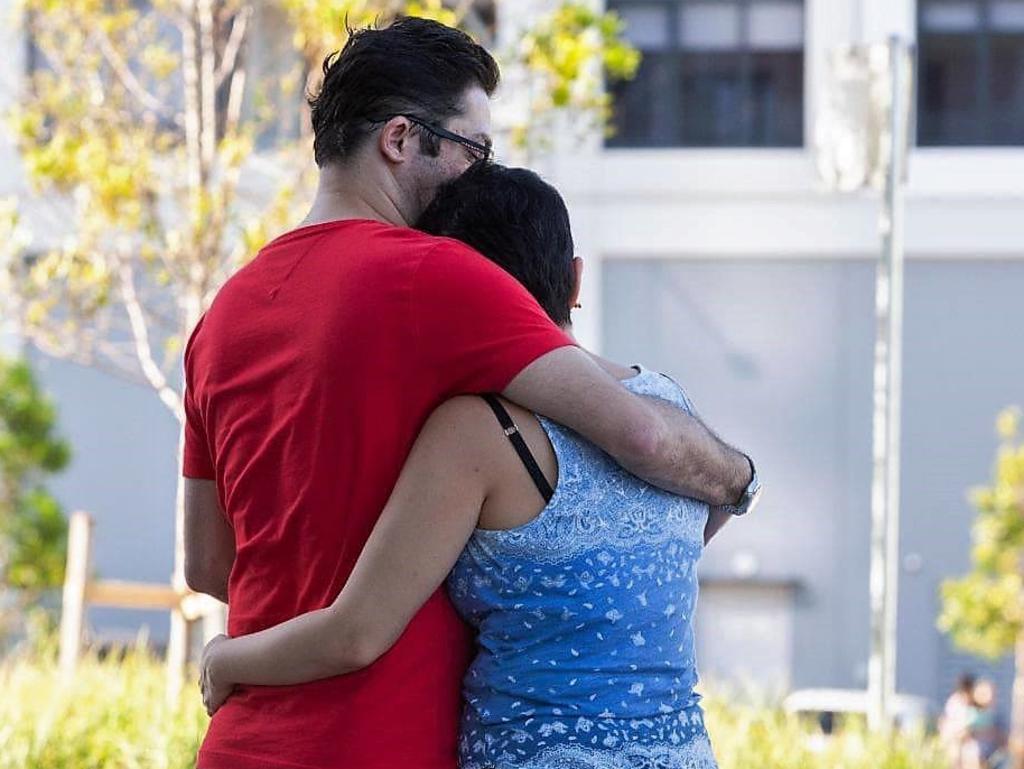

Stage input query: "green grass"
[
  {"left": 2, "top": 647, "right": 947, "bottom": 768},
  {"left": 0, "top": 644, "right": 207, "bottom": 769}
]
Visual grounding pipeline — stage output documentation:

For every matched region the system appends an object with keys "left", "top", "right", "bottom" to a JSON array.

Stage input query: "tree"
[
  {"left": 939, "top": 406, "right": 1024, "bottom": 769},
  {"left": 0, "top": 356, "right": 71, "bottom": 638},
  {"left": 4, "top": 0, "right": 638, "bottom": 677}
]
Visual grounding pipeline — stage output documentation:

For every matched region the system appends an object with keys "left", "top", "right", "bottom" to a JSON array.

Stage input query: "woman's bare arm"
[{"left": 200, "top": 397, "right": 492, "bottom": 712}]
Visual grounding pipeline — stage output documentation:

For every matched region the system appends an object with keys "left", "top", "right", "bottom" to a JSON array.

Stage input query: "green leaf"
[{"left": 939, "top": 408, "right": 1024, "bottom": 658}]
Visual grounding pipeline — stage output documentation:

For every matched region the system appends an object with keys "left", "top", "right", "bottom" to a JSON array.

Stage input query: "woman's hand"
[{"left": 199, "top": 633, "right": 234, "bottom": 716}]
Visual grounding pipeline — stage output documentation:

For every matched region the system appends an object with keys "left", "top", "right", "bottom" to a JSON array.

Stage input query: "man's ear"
[
  {"left": 378, "top": 116, "right": 414, "bottom": 164},
  {"left": 569, "top": 257, "right": 584, "bottom": 309}
]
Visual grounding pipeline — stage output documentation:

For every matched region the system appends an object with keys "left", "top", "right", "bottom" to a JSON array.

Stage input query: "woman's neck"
[
  {"left": 561, "top": 326, "right": 639, "bottom": 382},
  {"left": 590, "top": 354, "right": 642, "bottom": 382}
]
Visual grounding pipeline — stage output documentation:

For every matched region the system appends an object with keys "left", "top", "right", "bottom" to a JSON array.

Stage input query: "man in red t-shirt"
[{"left": 183, "top": 18, "right": 752, "bottom": 769}]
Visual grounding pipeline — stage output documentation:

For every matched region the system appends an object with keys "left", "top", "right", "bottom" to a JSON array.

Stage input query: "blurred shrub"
[
  {"left": 0, "top": 645, "right": 949, "bottom": 769},
  {"left": 702, "top": 690, "right": 948, "bottom": 769},
  {"left": 0, "top": 358, "right": 71, "bottom": 642},
  {"left": 0, "top": 644, "right": 207, "bottom": 769},
  {"left": 939, "top": 406, "right": 1024, "bottom": 658}
]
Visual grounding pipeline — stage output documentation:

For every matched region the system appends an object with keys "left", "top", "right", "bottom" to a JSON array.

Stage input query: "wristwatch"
[{"left": 719, "top": 454, "right": 762, "bottom": 517}]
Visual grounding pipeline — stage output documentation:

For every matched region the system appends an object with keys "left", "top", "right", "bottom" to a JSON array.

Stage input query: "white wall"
[
  {"left": 549, "top": 0, "right": 1024, "bottom": 353},
  {"left": 698, "top": 582, "right": 797, "bottom": 695}
]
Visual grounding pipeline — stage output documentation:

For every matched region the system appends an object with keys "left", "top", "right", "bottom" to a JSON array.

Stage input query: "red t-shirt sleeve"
[
  {"left": 182, "top": 316, "right": 216, "bottom": 479},
  {"left": 411, "top": 240, "right": 575, "bottom": 396}
]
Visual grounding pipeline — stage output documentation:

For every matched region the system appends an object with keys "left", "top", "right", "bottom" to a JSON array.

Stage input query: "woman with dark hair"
[{"left": 199, "top": 163, "right": 756, "bottom": 769}]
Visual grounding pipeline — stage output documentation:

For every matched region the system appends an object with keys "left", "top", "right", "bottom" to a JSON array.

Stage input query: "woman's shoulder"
[
  {"left": 430, "top": 394, "right": 538, "bottom": 426},
  {"left": 425, "top": 396, "right": 542, "bottom": 454},
  {"left": 424, "top": 396, "right": 552, "bottom": 510},
  {"left": 426, "top": 395, "right": 499, "bottom": 437}
]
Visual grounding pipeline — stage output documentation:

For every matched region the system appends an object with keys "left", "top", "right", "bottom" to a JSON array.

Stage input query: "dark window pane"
[
  {"left": 918, "top": 33, "right": 982, "bottom": 145},
  {"left": 989, "top": 33, "right": 1024, "bottom": 143},
  {"left": 678, "top": 52, "right": 749, "bottom": 145},
  {"left": 749, "top": 51, "right": 804, "bottom": 145},
  {"left": 609, "top": 52, "right": 681, "bottom": 147},
  {"left": 918, "top": 0, "right": 1024, "bottom": 145},
  {"left": 607, "top": 0, "right": 805, "bottom": 148}
]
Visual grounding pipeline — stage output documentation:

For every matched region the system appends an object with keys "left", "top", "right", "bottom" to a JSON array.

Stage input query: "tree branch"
[
  {"left": 22, "top": 326, "right": 150, "bottom": 388},
  {"left": 225, "top": 66, "right": 247, "bottom": 139},
  {"left": 215, "top": 6, "right": 252, "bottom": 90},
  {"left": 198, "top": 0, "right": 218, "bottom": 173},
  {"left": 115, "top": 257, "right": 184, "bottom": 420},
  {"left": 93, "top": 30, "right": 178, "bottom": 125},
  {"left": 180, "top": 1, "right": 204, "bottom": 193}
]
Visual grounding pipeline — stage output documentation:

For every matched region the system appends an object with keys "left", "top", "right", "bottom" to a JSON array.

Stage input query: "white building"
[
  {"left": 551, "top": 0, "right": 1024, "bottom": 707},
  {"left": 2, "top": 0, "right": 1023, "bottom": 712}
]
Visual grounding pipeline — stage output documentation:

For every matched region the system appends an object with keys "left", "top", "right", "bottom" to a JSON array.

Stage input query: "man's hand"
[{"left": 199, "top": 633, "right": 234, "bottom": 716}]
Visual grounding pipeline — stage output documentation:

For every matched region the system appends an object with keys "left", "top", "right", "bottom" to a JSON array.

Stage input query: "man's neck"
[{"left": 300, "top": 163, "right": 410, "bottom": 229}]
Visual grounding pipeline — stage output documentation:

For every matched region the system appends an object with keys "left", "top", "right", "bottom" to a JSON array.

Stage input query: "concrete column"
[{"left": 805, "top": 0, "right": 860, "bottom": 144}]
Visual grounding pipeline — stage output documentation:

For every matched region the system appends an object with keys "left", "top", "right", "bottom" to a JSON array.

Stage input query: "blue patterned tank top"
[{"left": 447, "top": 367, "right": 718, "bottom": 769}]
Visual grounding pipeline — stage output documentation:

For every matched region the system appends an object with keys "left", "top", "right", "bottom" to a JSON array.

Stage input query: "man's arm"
[
  {"left": 184, "top": 478, "right": 234, "bottom": 603},
  {"left": 504, "top": 347, "right": 750, "bottom": 506}
]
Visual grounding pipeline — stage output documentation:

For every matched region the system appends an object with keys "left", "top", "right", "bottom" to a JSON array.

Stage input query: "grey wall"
[
  {"left": 603, "top": 258, "right": 1024, "bottom": 707},
  {"left": 32, "top": 354, "right": 180, "bottom": 642}
]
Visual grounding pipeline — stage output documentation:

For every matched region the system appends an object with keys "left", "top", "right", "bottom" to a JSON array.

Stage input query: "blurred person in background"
[
  {"left": 941, "top": 673, "right": 977, "bottom": 768},
  {"left": 964, "top": 679, "right": 1007, "bottom": 769}
]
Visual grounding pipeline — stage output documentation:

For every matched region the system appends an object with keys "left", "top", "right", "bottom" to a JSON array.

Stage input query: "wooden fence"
[{"left": 57, "top": 510, "right": 223, "bottom": 699}]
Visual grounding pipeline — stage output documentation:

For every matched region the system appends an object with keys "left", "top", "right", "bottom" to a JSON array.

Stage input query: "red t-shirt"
[{"left": 184, "top": 219, "right": 573, "bottom": 769}]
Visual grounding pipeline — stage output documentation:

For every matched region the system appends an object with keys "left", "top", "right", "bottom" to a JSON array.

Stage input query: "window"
[
  {"left": 607, "top": 0, "right": 805, "bottom": 148},
  {"left": 918, "top": 0, "right": 1024, "bottom": 145}
]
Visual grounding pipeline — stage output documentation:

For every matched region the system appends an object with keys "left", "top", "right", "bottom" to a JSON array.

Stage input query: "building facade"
[{"left": 550, "top": 0, "right": 1024, "bottom": 709}]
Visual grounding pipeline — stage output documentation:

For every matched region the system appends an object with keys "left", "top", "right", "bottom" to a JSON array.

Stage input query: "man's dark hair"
[
  {"left": 417, "top": 162, "right": 576, "bottom": 327},
  {"left": 310, "top": 18, "right": 500, "bottom": 167}
]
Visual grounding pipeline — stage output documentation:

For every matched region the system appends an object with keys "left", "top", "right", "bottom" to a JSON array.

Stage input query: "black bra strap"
[{"left": 481, "top": 394, "right": 554, "bottom": 504}]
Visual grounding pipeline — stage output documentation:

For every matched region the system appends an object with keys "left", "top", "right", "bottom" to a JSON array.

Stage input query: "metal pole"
[
  {"left": 882, "top": 34, "right": 910, "bottom": 726},
  {"left": 867, "top": 36, "right": 910, "bottom": 732}
]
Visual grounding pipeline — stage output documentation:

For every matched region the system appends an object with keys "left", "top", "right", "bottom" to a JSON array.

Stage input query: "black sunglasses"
[{"left": 377, "top": 114, "right": 492, "bottom": 162}]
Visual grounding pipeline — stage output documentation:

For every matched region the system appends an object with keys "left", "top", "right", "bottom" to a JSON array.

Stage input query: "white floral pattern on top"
[
  {"left": 461, "top": 733, "right": 718, "bottom": 769},
  {"left": 448, "top": 367, "right": 715, "bottom": 769}
]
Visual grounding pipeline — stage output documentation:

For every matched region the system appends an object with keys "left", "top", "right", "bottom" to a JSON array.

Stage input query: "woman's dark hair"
[
  {"left": 309, "top": 18, "right": 500, "bottom": 167},
  {"left": 417, "top": 162, "right": 576, "bottom": 327}
]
